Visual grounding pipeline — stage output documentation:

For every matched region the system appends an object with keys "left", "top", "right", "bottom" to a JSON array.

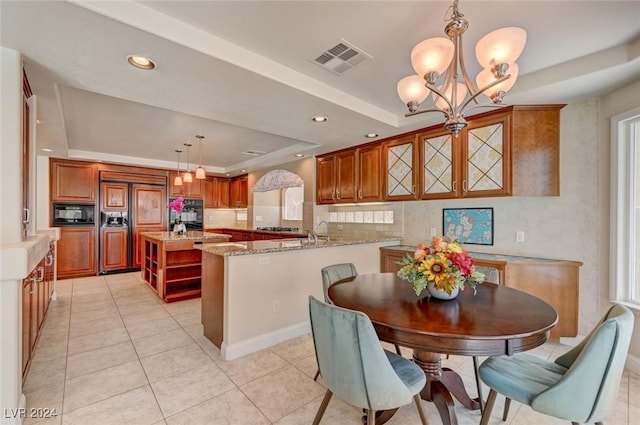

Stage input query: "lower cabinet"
[
  {"left": 379, "top": 246, "right": 582, "bottom": 339},
  {"left": 100, "top": 227, "right": 128, "bottom": 271},
  {"left": 22, "top": 247, "right": 55, "bottom": 378},
  {"left": 57, "top": 227, "right": 96, "bottom": 279}
]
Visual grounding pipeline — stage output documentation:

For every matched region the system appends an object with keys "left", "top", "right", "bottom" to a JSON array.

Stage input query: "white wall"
[{"left": 0, "top": 47, "right": 27, "bottom": 425}]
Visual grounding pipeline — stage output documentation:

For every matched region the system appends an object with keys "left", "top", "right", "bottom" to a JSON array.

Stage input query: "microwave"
[{"left": 53, "top": 203, "right": 95, "bottom": 226}]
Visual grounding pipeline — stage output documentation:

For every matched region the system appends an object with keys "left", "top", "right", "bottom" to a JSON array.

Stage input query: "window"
[
  {"left": 282, "top": 186, "right": 304, "bottom": 221},
  {"left": 610, "top": 107, "right": 640, "bottom": 308}
]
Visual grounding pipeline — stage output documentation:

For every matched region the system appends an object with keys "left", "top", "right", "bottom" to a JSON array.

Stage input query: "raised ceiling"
[{"left": 2, "top": 1, "right": 639, "bottom": 175}]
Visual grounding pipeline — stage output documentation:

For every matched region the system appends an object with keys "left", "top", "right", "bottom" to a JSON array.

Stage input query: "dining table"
[{"left": 327, "top": 273, "right": 558, "bottom": 425}]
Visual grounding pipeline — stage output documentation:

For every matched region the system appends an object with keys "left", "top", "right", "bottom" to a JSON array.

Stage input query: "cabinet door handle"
[
  {"left": 358, "top": 189, "right": 362, "bottom": 199},
  {"left": 45, "top": 253, "right": 54, "bottom": 266},
  {"left": 462, "top": 180, "right": 468, "bottom": 192},
  {"left": 23, "top": 208, "right": 30, "bottom": 224},
  {"left": 37, "top": 266, "right": 45, "bottom": 282},
  {"left": 411, "top": 185, "right": 415, "bottom": 194},
  {"left": 452, "top": 181, "right": 457, "bottom": 192}
]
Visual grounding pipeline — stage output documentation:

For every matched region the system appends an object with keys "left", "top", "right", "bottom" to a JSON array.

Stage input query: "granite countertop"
[
  {"left": 140, "top": 231, "right": 231, "bottom": 242},
  {"left": 196, "top": 237, "right": 401, "bottom": 256}
]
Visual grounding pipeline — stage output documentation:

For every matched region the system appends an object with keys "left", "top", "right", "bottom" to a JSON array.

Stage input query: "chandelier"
[{"left": 396, "top": 0, "right": 526, "bottom": 136}]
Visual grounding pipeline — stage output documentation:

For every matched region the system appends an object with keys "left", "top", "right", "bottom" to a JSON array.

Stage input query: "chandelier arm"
[
  {"left": 456, "top": 36, "right": 480, "bottom": 99},
  {"left": 426, "top": 84, "right": 454, "bottom": 115},
  {"left": 404, "top": 108, "right": 450, "bottom": 118},
  {"left": 459, "top": 74, "right": 511, "bottom": 112}
]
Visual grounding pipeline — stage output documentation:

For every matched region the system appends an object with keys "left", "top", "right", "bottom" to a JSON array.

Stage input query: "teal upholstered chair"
[
  {"left": 479, "top": 304, "right": 634, "bottom": 425},
  {"left": 308, "top": 296, "right": 429, "bottom": 425},
  {"left": 313, "top": 263, "right": 402, "bottom": 381}
]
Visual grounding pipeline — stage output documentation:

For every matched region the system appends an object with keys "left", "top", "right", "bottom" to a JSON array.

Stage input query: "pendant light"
[
  {"left": 195, "top": 135, "right": 206, "bottom": 179},
  {"left": 174, "top": 149, "right": 183, "bottom": 186},
  {"left": 183, "top": 143, "right": 193, "bottom": 183}
]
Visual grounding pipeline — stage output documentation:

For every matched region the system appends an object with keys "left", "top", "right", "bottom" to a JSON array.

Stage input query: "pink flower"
[
  {"left": 167, "top": 197, "right": 185, "bottom": 214},
  {"left": 448, "top": 253, "right": 473, "bottom": 276}
]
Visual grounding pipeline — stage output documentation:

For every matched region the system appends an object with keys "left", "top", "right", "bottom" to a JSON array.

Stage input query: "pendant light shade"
[
  {"left": 195, "top": 135, "right": 206, "bottom": 179},
  {"left": 475, "top": 27, "right": 527, "bottom": 69},
  {"left": 410, "top": 37, "right": 455, "bottom": 78},
  {"left": 174, "top": 149, "right": 183, "bottom": 186},
  {"left": 397, "top": 75, "right": 430, "bottom": 111}
]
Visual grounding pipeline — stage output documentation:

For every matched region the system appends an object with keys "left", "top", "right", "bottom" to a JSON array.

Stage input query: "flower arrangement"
[
  {"left": 397, "top": 236, "right": 485, "bottom": 297},
  {"left": 167, "top": 197, "right": 185, "bottom": 215}
]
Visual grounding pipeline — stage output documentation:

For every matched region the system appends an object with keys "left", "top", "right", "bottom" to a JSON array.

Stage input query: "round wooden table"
[{"left": 327, "top": 273, "right": 558, "bottom": 425}]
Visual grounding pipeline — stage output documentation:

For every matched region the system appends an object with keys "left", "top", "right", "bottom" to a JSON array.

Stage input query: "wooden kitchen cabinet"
[
  {"left": 419, "top": 105, "right": 562, "bottom": 199},
  {"left": 230, "top": 175, "right": 248, "bottom": 208},
  {"left": 132, "top": 185, "right": 166, "bottom": 268},
  {"left": 101, "top": 182, "right": 128, "bottom": 209},
  {"left": 169, "top": 172, "right": 204, "bottom": 198},
  {"left": 357, "top": 144, "right": 383, "bottom": 202},
  {"left": 22, "top": 256, "right": 52, "bottom": 378},
  {"left": 101, "top": 227, "right": 128, "bottom": 271},
  {"left": 204, "top": 177, "right": 231, "bottom": 208},
  {"left": 57, "top": 227, "right": 97, "bottom": 279},
  {"left": 315, "top": 149, "right": 359, "bottom": 204},
  {"left": 50, "top": 159, "right": 97, "bottom": 202},
  {"left": 383, "top": 135, "right": 418, "bottom": 201},
  {"left": 379, "top": 246, "right": 581, "bottom": 339}
]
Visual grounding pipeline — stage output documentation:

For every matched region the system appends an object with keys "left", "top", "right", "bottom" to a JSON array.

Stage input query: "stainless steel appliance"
[
  {"left": 168, "top": 198, "right": 203, "bottom": 231},
  {"left": 53, "top": 203, "right": 95, "bottom": 226}
]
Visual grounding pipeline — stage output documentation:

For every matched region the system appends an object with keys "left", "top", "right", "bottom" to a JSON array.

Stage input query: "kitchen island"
[
  {"left": 196, "top": 237, "right": 400, "bottom": 360},
  {"left": 140, "top": 231, "right": 230, "bottom": 302}
]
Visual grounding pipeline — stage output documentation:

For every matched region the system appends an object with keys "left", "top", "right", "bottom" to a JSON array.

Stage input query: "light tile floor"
[{"left": 23, "top": 272, "right": 638, "bottom": 425}]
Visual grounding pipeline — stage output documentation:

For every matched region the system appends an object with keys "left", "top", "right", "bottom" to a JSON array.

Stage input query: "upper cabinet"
[
  {"left": 383, "top": 135, "right": 418, "bottom": 201},
  {"left": 168, "top": 172, "right": 204, "bottom": 198},
  {"left": 420, "top": 105, "right": 562, "bottom": 199},
  {"left": 230, "top": 175, "right": 248, "bottom": 208},
  {"left": 50, "top": 159, "right": 97, "bottom": 202},
  {"left": 316, "top": 146, "right": 382, "bottom": 204},
  {"left": 101, "top": 182, "right": 128, "bottom": 210},
  {"left": 316, "top": 105, "right": 563, "bottom": 204},
  {"left": 204, "top": 177, "right": 231, "bottom": 209}
]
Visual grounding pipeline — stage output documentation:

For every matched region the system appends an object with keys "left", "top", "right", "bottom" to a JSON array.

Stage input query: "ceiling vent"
[
  {"left": 312, "top": 39, "right": 373, "bottom": 75},
  {"left": 242, "top": 150, "right": 266, "bottom": 156}
]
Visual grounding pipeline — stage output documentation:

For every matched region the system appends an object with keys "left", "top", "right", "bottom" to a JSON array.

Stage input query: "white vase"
[
  {"left": 173, "top": 222, "right": 186, "bottom": 235},
  {"left": 427, "top": 282, "right": 460, "bottom": 300}
]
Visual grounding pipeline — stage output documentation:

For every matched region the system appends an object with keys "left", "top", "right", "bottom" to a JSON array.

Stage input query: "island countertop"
[
  {"left": 140, "top": 231, "right": 231, "bottom": 242},
  {"left": 195, "top": 237, "right": 401, "bottom": 257}
]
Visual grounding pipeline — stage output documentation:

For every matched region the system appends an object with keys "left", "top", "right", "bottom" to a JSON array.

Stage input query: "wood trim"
[
  {"left": 100, "top": 170, "right": 166, "bottom": 185},
  {"left": 23, "top": 68, "right": 33, "bottom": 98}
]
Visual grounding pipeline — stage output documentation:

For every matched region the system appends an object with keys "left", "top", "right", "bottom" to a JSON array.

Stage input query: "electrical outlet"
[
  {"left": 258, "top": 256, "right": 269, "bottom": 265},
  {"left": 516, "top": 231, "right": 525, "bottom": 243},
  {"left": 255, "top": 215, "right": 262, "bottom": 222},
  {"left": 273, "top": 300, "right": 280, "bottom": 313}
]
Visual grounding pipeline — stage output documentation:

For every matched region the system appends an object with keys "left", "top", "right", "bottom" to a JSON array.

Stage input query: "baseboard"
[
  {"left": 625, "top": 353, "right": 640, "bottom": 375},
  {"left": 221, "top": 321, "right": 311, "bottom": 361}
]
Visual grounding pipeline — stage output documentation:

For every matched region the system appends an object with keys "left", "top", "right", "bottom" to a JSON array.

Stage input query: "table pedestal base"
[{"left": 413, "top": 350, "right": 480, "bottom": 425}]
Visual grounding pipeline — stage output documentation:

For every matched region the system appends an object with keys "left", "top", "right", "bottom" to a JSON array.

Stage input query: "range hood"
[{"left": 251, "top": 170, "right": 304, "bottom": 192}]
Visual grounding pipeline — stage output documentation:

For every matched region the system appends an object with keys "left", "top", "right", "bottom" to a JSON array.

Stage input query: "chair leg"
[
  {"left": 311, "top": 390, "right": 333, "bottom": 425},
  {"left": 394, "top": 344, "right": 402, "bottom": 356},
  {"left": 503, "top": 398, "right": 511, "bottom": 421},
  {"left": 473, "top": 356, "right": 484, "bottom": 413},
  {"left": 479, "top": 389, "right": 497, "bottom": 425},
  {"left": 313, "top": 368, "right": 320, "bottom": 381},
  {"left": 413, "top": 394, "right": 429, "bottom": 425},
  {"left": 366, "top": 409, "right": 376, "bottom": 425}
]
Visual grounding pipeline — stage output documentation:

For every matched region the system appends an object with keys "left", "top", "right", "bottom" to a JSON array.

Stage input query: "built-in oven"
[{"left": 52, "top": 203, "right": 95, "bottom": 226}]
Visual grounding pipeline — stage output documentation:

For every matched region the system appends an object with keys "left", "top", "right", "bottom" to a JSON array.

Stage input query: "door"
[
  {"left": 383, "top": 135, "right": 418, "bottom": 201},
  {"left": 132, "top": 185, "right": 166, "bottom": 268},
  {"left": 335, "top": 151, "right": 357, "bottom": 203},
  {"left": 419, "top": 128, "right": 459, "bottom": 199},
  {"left": 102, "top": 182, "right": 128, "bottom": 209},
  {"left": 357, "top": 145, "right": 382, "bottom": 202},
  {"left": 316, "top": 156, "right": 336, "bottom": 204}
]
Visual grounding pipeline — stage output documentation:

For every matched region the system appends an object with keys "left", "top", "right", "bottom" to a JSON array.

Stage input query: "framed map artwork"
[{"left": 442, "top": 207, "right": 494, "bottom": 245}]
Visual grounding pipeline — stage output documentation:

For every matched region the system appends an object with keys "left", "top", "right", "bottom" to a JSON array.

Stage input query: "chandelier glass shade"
[
  {"left": 183, "top": 143, "right": 193, "bottom": 183},
  {"left": 195, "top": 135, "right": 206, "bottom": 179},
  {"left": 397, "top": 0, "right": 526, "bottom": 136},
  {"left": 174, "top": 149, "right": 183, "bottom": 186}
]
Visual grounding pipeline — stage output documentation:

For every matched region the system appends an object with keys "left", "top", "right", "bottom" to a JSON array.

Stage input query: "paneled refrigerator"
[{"left": 99, "top": 181, "right": 166, "bottom": 273}]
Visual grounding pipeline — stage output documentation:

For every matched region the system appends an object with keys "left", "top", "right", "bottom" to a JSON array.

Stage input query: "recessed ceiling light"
[
  {"left": 365, "top": 133, "right": 379, "bottom": 138},
  {"left": 241, "top": 169, "right": 247, "bottom": 173},
  {"left": 36, "top": 119, "right": 45, "bottom": 125},
  {"left": 312, "top": 116, "right": 328, "bottom": 122},
  {"left": 127, "top": 55, "right": 156, "bottom": 70},
  {"left": 294, "top": 154, "right": 305, "bottom": 158},
  {"left": 41, "top": 148, "right": 53, "bottom": 152}
]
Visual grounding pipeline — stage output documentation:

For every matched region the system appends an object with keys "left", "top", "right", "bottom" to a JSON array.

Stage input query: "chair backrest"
[
  {"left": 308, "top": 296, "right": 414, "bottom": 410},
  {"left": 320, "top": 263, "right": 358, "bottom": 303},
  {"left": 531, "top": 304, "right": 634, "bottom": 423}
]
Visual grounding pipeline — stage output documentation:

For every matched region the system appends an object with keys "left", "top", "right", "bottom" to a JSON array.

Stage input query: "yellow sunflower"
[{"left": 419, "top": 253, "right": 450, "bottom": 285}]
